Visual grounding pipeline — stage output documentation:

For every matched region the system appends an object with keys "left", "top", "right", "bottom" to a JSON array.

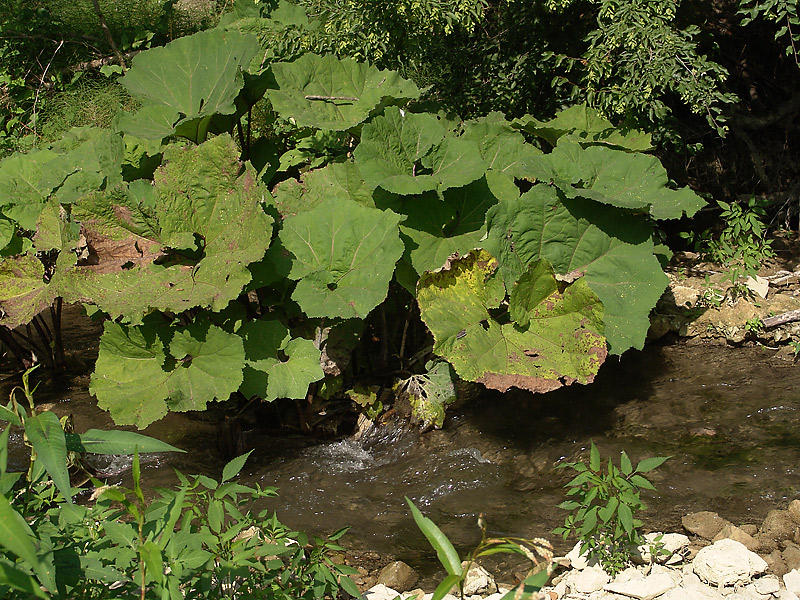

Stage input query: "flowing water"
[{"left": 5, "top": 314, "right": 800, "bottom": 578}]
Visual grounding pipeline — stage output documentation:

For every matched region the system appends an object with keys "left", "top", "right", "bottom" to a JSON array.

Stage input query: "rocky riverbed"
[
  {"left": 351, "top": 501, "right": 800, "bottom": 600},
  {"left": 649, "top": 244, "right": 800, "bottom": 351}
]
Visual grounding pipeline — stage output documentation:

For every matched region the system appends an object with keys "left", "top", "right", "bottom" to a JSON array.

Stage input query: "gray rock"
[
  {"left": 763, "top": 549, "right": 790, "bottom": 577},
  {"left": 761, "top": 510, "right": 798, "bottom": 543},
  {"left": 712, "top": 524, "right": 761, "bottom": 552},
  {"left": 754, "top": 533, "right": 780, "bottom": 554},
  {"left": 377, "top": 561, "right": 419, "bottom": 593},
  {"left": 683, "top": 512, "right": 733, "bottom": 540},
  {"left": 693, "top": 539, "right": 768, "bottom": 587},
  {"left": 788, "top": 500, "right": 800, "bottom": 526},
  {"left": 784, "top": 543, "right": 800, "bottom": 571},
  {"left": 741, "top": 524, "right": 759, "bottom": 537}
]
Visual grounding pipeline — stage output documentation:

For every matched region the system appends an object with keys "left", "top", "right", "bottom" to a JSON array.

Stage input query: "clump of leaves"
[
  {"left": 554, "top": 443, "right": 669, "bottom": 576},
  {"left": 683, "top": 197, "right": 775, "bottom": 286},
  {"left": 0, "top": 368, "right": 359, "bottom": 600}
]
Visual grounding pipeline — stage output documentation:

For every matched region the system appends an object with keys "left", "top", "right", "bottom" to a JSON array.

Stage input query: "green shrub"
[
  {"left": 554, "top": 443, "right": 669, "bottom": 575},
  {"left": 0, "top": 368, "right": 359, "bottom": 599}
]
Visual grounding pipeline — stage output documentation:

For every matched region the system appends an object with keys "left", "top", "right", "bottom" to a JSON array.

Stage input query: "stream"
[{"left": 4, "top": 316, "right": 800, "bottom": 579}]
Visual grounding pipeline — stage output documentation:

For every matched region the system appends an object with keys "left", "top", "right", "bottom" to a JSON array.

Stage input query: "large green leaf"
[
  {"left": 114, "top": 105, "right": 182, "bottom": 141},
  {"left": 64, "top": 135, "right": 274, "bottom": 323},
  {"left": 0, "top": 128, "right": 123, "bottom": 230},
  {"left": 90, "top": 320, "right": 245, "bottom": 428},
  {"left": 280, "top": 197, "right": 404, "bottom": 318},
  {"left": 121, "top": 29, "right": 259, "bottom": 121},
  {"left": 543, "top": 140, "right": 706, "bottom": 219},
  {"left": 42, "top": 127, "right": 124, "bottom": 204},
  {"left": 399, "top": 178, "right": 498, "bottom": 275},
  {"left": 484, "top": 186, "right": 667, "bottom": 353},
  {"left": 90, "top": 321, "right": 172, "bottom": 428},
  {"left": 0, "top": 254, "right": 46, "bottom": 327},
  {"left": 164, "top": 322, "right": 245, "bottom": 412},
  {"left": 460, "top": 114, "right": 541, "bottom": 180},
  {"left": 354, "top": 107, "right": 486, "bottom": 195},
  {"left": 513, "top": 104, "right": 653, "bottom": 151},
  {"left": 0, "top": 248, "right": 77, "bottom": 329},
  {"left": 298, "top": 161, "right": 376, "bottom": 209},
  {"left": 271, "top": 160, "right": 379, "bottom": 218},
  {"left": 25, "top": 411, "right": 72, "bottom": 503},
  {"left": 0, "top": 150, "right": 59, "bottom": 230},
  {"left": 417, "top": 250, "right": 606, "bottom": 393},
  {"left": 238, "top": 318, "right": 323, "bottom": 401},
  {"left": 354, "top": 107, "right": 446, "bottom": 194},
  {"left": 267, "top": 54, "right": 421, "bottom": 131}
]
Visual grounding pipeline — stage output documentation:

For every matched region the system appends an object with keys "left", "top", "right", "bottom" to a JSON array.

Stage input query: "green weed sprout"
[{"left": 554, "top": 443, "right": 669, "bottom": 575}]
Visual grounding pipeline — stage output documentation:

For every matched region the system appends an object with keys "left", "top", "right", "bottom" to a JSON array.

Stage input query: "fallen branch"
[
  {"left": 763, "top": 309, "right": 800, "bottom": 328},
  {"left": 304, "top": 95, "right": 358, "bottom": 101},
  {"left": 68, "top": 51, "right": 142, "bottom": 73}
]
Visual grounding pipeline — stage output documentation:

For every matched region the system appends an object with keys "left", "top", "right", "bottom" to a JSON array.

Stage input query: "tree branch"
[{"left": 90, "top": 0, "right": 127, "bottom": 73}]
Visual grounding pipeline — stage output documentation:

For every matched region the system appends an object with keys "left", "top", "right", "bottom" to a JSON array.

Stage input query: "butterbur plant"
[{"left": 554, "top": 443, "right": 669, "bottom": 575}]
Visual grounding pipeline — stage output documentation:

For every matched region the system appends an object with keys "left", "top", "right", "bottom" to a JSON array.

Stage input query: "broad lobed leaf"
[
  {"left": 417, "top": 250, "right": 607, "bottom": 394},
  {"left": 267, "top": 54, "right": 421, "bottom": 131}
]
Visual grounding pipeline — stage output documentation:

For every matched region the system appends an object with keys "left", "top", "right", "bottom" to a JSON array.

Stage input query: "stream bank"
[{"left": 4, "top": 248, "right": 800, "bottom": 590}]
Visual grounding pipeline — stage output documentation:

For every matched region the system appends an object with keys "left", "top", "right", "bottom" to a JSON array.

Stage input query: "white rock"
[
  {"left": 552, "top": 578, "right": 568, "bottom": 598},
  {"left": 456, "top": 562, "right": 497, "bottom": 596},
  {"left": 659, "top": 585, "right": 726, "bottom": 600},
  {"left": 604, "top": 572, "right": 677, "bottom": 600},
  {"left": 571, "top": 564, "right": 610, "bottom": 594},
  {"left": 745, "top": 275, "right": 769, "bottom": 299},
  {"left": 633, "top": 532, "right": 691, "bottom": 564},
  {"left": 613, "top": 566, "right": 644, "bottom": 584},
  {"left": 785, "top": 570, "right": 800, "bottom": 596},
  {"left": 364, "top": 584, "right": 402, "bottom": 600},
  {"left": 421, "top": 594, "right": 458, "bottom": 600},
  {"left": 752, "top": 575, "right": 781, "bottom": 595},
  {"left": 692, "top": 539, "right": 768, "bottom": 587},
  {"left": 727, "top": 588, "right": 773, "bottom": 600},
  {"left": 776, "top": 590, "right": 800, "bottom": 600},
  {"left": 566, "top": 541, "right": 595, "bottom": 570}
]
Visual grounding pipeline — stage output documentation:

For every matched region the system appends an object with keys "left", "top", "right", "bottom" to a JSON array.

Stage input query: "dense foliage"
[
  {"left": 0, "top": 11, "right": 705, "bottom": 429},
  {"left": 0, "top": 371, "right": 358, "bottom": 599}
]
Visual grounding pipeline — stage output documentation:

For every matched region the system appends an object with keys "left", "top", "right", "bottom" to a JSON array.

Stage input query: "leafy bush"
[
  {"left": 682, "top": 196, "right": 775, "bottom": 286},
  {"left": 554, "top": 443, "right": 669, "bottom": 575},
  {"left": 0, "top": 21, "right": 706, "bottom": 429},
  {"left": 0, "top": 369, "right": 358, "bottom": 599}
]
